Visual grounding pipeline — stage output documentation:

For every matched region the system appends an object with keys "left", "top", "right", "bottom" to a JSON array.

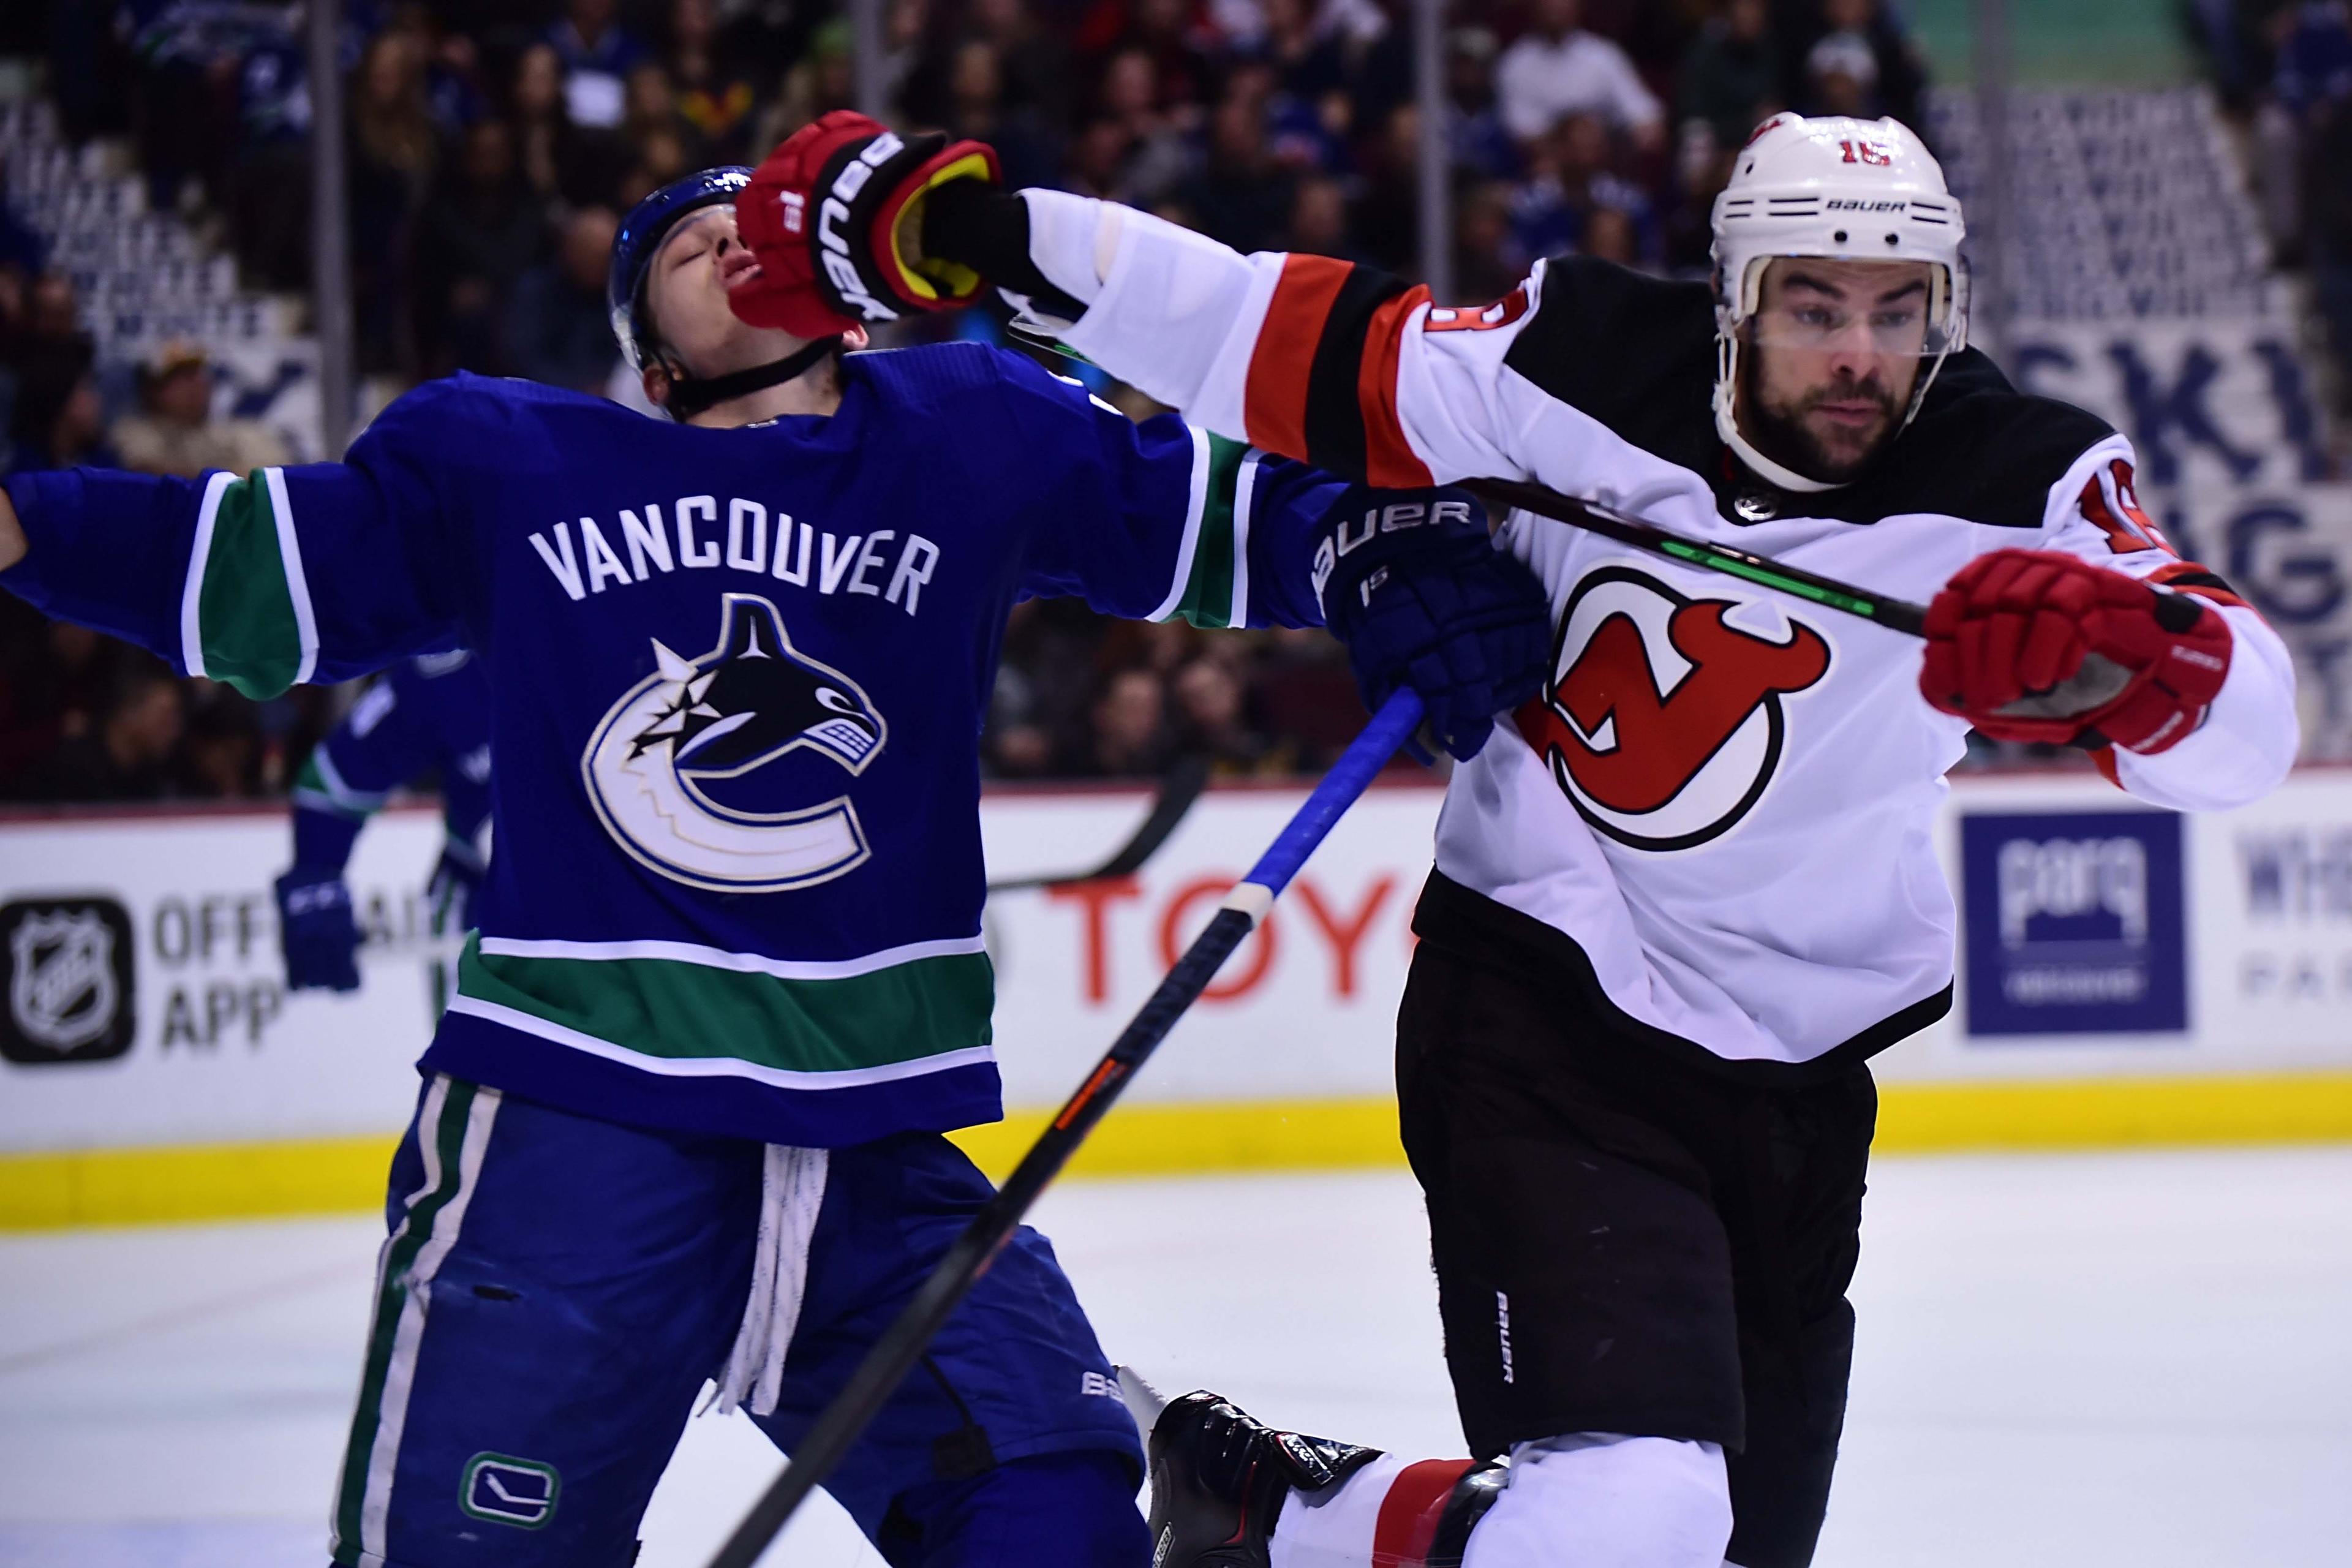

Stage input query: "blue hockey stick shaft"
[{"left": 706, "top": 690, "right": 1424, "bottom": 1568}]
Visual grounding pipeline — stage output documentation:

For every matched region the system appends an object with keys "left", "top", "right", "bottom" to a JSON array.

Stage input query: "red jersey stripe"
[
  {"left": 1245, "top": 255, "right": 1352, "bottom": 459},
  {"left": 1360, "top": 284, "right": 1438, "bottom": 488},
  {"left": 1371, "top": 1458, "right": 1475, "bottom": 1567}
]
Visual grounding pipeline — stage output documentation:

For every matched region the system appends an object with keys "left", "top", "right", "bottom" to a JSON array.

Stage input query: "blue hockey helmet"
[{"left": 608, "top": 165, "right": 753, "bottom": 371}]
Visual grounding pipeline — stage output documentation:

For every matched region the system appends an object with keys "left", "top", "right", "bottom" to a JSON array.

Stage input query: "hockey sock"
[
  {"left": 1460, "top": 1434, "right": 1732, "bottom": 1568},
  {"left": 1268, "top": 1452, "right": 1492, "bottom": 1568},
  {"left": 1268, "top": 1435, "right": 1733, "bottom": 1568}
]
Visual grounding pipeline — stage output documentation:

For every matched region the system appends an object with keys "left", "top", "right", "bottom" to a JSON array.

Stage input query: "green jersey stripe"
[
  {"left": 452, "top": 937, "right": 997, "bottom": 1079},
  {"left": 293, "top": 750, "right": 389, "bottom": 819},
  {"left": 193, "top": 469, "right": 309, "bottom": 699},
  {"left": 475, "top": 932, "right": 987, "bottom": 982},
  {"left": 1168, "top": 432, "right": 1253, "bottom": 630},
  {"left": 334, "top": 1077, "right": 488, "bottom": 1563}
]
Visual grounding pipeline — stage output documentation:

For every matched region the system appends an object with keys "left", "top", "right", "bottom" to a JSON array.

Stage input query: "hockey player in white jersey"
[{"left": 748, "top": 111, "right": 2305, "bottom": 1567}]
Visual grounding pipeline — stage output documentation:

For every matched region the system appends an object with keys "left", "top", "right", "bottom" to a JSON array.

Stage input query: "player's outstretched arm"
[
  {"left": 993, "top": 353, "right": 1548, "bottom": 761},
  {"left": 1918, "top": 441, "right": 2298, "bottom": 811},
  {"left": 734, "top": 115, "right": 1544, "bottom": 491},
  {"left": 0, "top": 386, "right": 470, "bottom": 701}
]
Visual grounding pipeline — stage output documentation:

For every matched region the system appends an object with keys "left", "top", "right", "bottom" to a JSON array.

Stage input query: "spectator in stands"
[
  {"left": 510, "top": 41, "right": 631, "bottom": 211},
  {"left": 1446, "top": 26, "right": 1522, "bottom": 183},
  {"left": 549, "top": 0, "right": 651, "bottom": 130},
  {"left": 1091, "top": 45, "right": 1197, "bottom": 205},
  {"left": 1795, "top": 0, "right": 1925, "bottom": 132},
  {"left": 511, "top": 206, "right": 623, "bottom": 395},
  {"left": 1069, "top": 666, "right": 1175, "bottom": 777},
  {"left": 1094, "top": 0, "right": 1217, "bottom": 121},
  {"left": 1494, "top": 0, "right": 1665, "bottom": 154},
  {"left": 1458, "top": 180, "right": 1523, "bottom": 301},
  {"left": 174, "top": 687, "right": 266, "bottom": 799},
  {"left": 1802, "top": 28, "right": 1878, "bottom": 119},
  {"left": 413, "top": 120, "right": 551, "bottom": 379},
  {"left": 1183, "top": 91, "right": 1299, "bottom": 254},
  {"left": 1509, "top": 110, "right": 1654, "bottom": 270},
  {"left": 970, "top": 0, "right": 1079, "bottom": 129},
  {"left": 12, "top": 660, "right": 185, "bottom": 803},
  {"left": 1678, "top": 0, "right": 1781, "bottom": 150},
  {"left": 1262, "top": 0, "right": 1351, "bottom": 107},
  {"left": 940, "top": 40, "right": 1063, "bottom": 192},
  {"left": 112, "top": 342, "right": 287, "bottom": 481},
  {"left": 349, "top": 31, "right": 440, "bottom": 374},
  {"left": 1347, "top": 102, "right": 1427, "bottom": 274},
  {"left": 1172, "top": 656, "right": 1275, "bottom": 775},
  {"left": 1285, "top": 173, "right": 1370, "bottom": 261},
  {"left": 7, "top": 347, "right": 118, "bottom": 477},
  {"left": 669, "top": 0, "right": 762, "bottom": 163}
]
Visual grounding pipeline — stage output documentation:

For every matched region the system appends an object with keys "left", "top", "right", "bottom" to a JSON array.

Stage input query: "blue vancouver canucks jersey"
[
  {"left": 2, "top": 343, "right": 1361, "bottom": 1145},
  {"left": 291, "top": 649, "right": 493, "bottom": 873}
]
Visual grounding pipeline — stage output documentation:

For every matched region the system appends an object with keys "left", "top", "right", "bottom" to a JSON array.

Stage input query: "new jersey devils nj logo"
[
  {"left": 584, "top": 594, "right": 886, "bottom": 892},
  {"left": 1516, "top": 567, "right": 1831, "bottom": 851}
]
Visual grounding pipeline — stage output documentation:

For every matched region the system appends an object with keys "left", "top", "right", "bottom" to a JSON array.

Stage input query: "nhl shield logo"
[
  {"left": 582, "top": 594, "right": 888, "bottom": 892},
  {"left": 1516, "top": 565, "right": 1833, "bottom": 851},
  {"left": 1, "top": 899, "right": 137, "bottom": 1065}
]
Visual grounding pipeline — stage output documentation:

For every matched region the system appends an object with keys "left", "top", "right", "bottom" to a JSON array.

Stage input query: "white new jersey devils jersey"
[{"left": 1058, "top": 218, "right": 2301, "bottom": 1071}]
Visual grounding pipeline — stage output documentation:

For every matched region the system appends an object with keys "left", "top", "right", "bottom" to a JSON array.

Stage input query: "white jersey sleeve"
[
  {"left": 1056, "top": 200, "right": 1570, "bottom": 489},
  {"left": 2032, "top": 435, "right": 2299, "bottom": 810}
]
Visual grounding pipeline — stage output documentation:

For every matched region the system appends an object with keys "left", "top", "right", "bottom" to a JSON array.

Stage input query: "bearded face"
[{"left": 1737, "top": 257, "right": 1934, "bottom": 485}]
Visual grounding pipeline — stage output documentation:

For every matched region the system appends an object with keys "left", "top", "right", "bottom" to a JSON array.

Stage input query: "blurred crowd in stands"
[
  {"left": 2193, "top": 1, "right": 2352, "bottom": 420},
  {"left": 4, "top": 0, "right": 1929, "bottom": 800}
]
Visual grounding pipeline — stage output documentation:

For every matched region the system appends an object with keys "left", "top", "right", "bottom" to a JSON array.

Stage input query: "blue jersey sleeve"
[
  {"left": 290, "top": 650, "right": 493, "bottom": 872},
  {"left": 992, "top": 352, "right": 1344, "bottom": 630},
  {"left": 1, "top": 380, "right": 478, "bottom": 698}
]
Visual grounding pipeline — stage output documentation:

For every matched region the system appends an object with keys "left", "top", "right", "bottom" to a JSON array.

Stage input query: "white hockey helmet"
[{"left": 1709, "top": 113, "right": 1968, "bottom": 492}]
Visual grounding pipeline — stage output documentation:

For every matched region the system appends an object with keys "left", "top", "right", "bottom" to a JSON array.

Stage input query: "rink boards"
[{"left": 2, "top": 766, "right": 2350, "bottom": 1226}]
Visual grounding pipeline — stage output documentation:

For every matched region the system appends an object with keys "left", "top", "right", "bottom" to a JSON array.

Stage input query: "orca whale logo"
[{"left": 583, "top": 594, "right": 887, "bottom": 892}]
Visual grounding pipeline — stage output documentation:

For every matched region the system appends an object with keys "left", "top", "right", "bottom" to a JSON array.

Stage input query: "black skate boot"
[{"left": 1139, "top": 1387, "right": 1383, "bottom": 1567}]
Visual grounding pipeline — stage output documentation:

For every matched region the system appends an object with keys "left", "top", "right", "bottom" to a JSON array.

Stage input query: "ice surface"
[{"left": 1, "top": 1152, "right": 2346, "bottom": 1566}]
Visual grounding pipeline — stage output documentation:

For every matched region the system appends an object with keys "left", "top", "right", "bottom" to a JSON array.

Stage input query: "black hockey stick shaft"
[
  {"left": 1461, "top": 477, "right": 1929, "bottom": 638},
  {"left": 704, "top": 692, "right": 1425, "bottom": 1568},
  {"left": 985, "top": 755, "right": 1212, "bottom": 894}
]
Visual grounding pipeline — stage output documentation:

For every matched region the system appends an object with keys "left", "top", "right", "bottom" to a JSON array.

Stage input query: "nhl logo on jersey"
[
  {"left": 1515, "top": 566, "right": 1832, "bottom": 851},
  {"left": 582, "top": 593, "right": 888, "bottom": 892}
]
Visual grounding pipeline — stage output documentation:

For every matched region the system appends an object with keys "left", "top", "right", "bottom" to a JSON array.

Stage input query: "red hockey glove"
[
  {"left": 1919, "top": 548, "right": 2233, "bottom": 755},
  {"left": 733, "top": 111, "right": 1000, "bottom": 340}
]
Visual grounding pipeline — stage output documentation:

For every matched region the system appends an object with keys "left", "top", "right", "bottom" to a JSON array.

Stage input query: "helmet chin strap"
[{"left": 662, "top": 334, "right": 844, "bottom": 420}]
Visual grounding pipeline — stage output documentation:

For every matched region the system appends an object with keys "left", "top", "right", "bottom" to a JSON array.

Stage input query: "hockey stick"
[
  {"left": 985, "top": 754, "right": 1212, "bottom": 894},
  {"left": 1459, "top": 477, "right": 1929, "bottom": 637},
  {"left": 704, "top": 690, "right": 1425, "bottom": 1568},
  {"left": 1006, "top": 326, "right": 1930, "bottom": 638}
]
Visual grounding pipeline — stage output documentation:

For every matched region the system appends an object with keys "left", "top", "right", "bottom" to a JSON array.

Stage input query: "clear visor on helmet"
[{"left": 1739, "top": 257, "right": 1957, "bottom": 358}]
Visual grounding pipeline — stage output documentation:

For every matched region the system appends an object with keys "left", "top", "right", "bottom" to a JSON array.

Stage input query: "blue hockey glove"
[
  {"left": 426, "top": 839, "right": 486, "bottom": 939},
  {"left": 275, "top": 869, "right": 361, "bottom": 992},
  {"left": 1314, "top": 489, "right": 1553, "bottom": 763}
]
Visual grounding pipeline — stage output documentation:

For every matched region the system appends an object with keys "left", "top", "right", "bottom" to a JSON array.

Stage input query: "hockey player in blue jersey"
[
  {"left": 279, "top": 649, "right": 492, "bottom": 993},
  {"left": 0, "top": 154, "right": 1550, "bottom": 1567}
]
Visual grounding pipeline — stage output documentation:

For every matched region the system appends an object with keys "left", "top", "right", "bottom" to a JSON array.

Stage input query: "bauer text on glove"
[{"left": 1315, "top": 490, "right": 1552, "bottom": 763}]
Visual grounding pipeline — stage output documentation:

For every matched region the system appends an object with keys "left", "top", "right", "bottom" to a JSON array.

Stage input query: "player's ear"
[
  {"left": 642, "top": 361, "right": 672, "bottom": 407},
  {"left": 841, "top": 325, "right": 870, "bottom": 351}
]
